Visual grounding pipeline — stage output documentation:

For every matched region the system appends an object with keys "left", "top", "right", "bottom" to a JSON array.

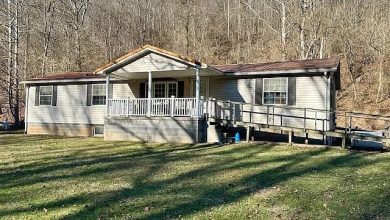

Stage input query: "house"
[{"left": 22, "top": 45, "right": 340, "bottom": 143}]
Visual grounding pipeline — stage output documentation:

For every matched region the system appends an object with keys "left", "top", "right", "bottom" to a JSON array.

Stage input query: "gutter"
[
  {"left": 20, "top": 78, "right": 124, "bottom": 85},
  {"left": 21, "top": 67, "right": 338, "bottom": 85},
  {"left": 223, "top": 67, "right": 338, "bottom": 77}
]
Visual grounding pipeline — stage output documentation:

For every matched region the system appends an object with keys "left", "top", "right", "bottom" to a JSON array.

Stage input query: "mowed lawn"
[{"left": 0, "top": 134, "right": 389, "bottom": 220}]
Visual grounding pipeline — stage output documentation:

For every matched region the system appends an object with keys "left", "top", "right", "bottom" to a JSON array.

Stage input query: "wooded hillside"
[{"left": 0, "top": 0, "right": 389, "bottom": 126}]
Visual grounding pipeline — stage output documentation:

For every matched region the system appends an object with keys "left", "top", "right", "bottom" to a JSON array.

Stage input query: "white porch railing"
[
  {"left": 108, "top": 97, "right": 335, "bottom": 131},
  {"left": 108, "top": 97, "right": 203, "bottom": 117}
]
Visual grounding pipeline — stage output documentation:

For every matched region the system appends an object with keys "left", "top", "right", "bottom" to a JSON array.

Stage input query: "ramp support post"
[
  {"left": 288, "top": 131, "right": 294, "bottom": 146},
  {"left": 246, "top": 126, "right": 251, "bottom": 143}
]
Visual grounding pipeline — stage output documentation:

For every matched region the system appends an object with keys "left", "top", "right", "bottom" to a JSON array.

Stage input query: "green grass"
[{"left": 0, "top": 134, "right": 389, "bottom": 220}]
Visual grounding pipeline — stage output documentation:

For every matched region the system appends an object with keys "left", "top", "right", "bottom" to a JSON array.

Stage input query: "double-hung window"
[
  {"left": 92, "top": 84, "right": 106, "bottom": 105},
  {"left": 39, "top": 86, "right": 53, "bottom": 105},
  {"left": 263, "top": 78, "right": 288, "bottom": 105}
]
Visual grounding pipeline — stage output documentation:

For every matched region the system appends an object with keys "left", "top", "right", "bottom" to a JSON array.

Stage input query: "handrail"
[
  {"left": 344, "top": 112, "right": 390, "bottom": 121},
  {"left": 215, "top": 99, "right": 333, "bottom": 114},
  {"left": 205, "top": 98, "right": 382, "bottom": 133},
  {"left": 108, "top": 97, "right": 389, "bottom": 133},
  {"left": 108, "top": 97, "right": 202, "bottom": 117}
]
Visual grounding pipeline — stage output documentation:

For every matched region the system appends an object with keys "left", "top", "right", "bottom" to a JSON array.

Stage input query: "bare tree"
[
  {"left": 59, "top": 0, "right": 90, "bottom": 71},
  {"left": 3, "top": 0, "right": 24, "bottom": 126},
  {"left": 41, "top": 0, "right": 55, "bottom": 76},
  {"left": 241, "top": 0, "right": 292, "bottom": 60},
  {"left": 0, "top": 0, "right": 390, "bottom": 125}
]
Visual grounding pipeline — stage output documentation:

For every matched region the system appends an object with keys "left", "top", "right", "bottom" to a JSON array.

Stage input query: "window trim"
[
  {"left": 262, "top": 78, "right": 288, "bottom": 105},
  {"left": 91, "top": 84, "right": 106, "bottom": 106},
  {"left": 93, "top": 125, "right": 104, "bottom": 136},
  {"left": 39, "top": 85, "right": 53, "bottom": 106}
]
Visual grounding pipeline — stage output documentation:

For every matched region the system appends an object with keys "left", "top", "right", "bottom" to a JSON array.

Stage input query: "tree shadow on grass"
[
  {"left": 0, "top": 140, "right": 388, "bottom": 219},
  {"left": 0, "top": 142, "right": 222, "bottom": 189},
  {"left": 0, "top": 134, "right": 71, "bottom": 145}
]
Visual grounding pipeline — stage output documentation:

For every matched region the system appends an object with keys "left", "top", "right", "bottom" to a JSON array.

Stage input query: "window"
[
  {"left": 39, "top": 86, "right": 53, "bottom": 105},
  {"left": 263, "top": 78, "right": 288, "bottom": 105},
  {"left": 167, "top": 82, "right": 177, "bottom": 97},
  {"left": 94, "top": 126, "right": 104, "bottom": 136},
  {"left": 92, "top": 84, "right": 106, "bottom": 105},
  {"left": 153, "top": 82, "right": 166, "bottom": 98}
]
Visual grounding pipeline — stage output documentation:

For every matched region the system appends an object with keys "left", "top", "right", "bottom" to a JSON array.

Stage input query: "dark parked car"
[{"left": 0, "top": 121, "right": 9, "bottom": 130}]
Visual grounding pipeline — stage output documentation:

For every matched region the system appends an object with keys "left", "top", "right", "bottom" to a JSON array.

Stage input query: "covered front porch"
[
  {"left": 97, "top": 45, "right": 222, "bottom": 119},
  {"left": 95, "top": 45, "right": 223, "bottom": 143}
]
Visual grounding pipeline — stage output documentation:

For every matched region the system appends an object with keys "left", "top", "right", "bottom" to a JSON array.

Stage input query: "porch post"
[
  {"left": 105, "top": 74, "right": 110, "bottom": 115},
  {"left": 195, "top": 67, "right": 200, "bottom": 117},
  {"left": 147, "top": 71, "right": 152, "bottom": 117}
]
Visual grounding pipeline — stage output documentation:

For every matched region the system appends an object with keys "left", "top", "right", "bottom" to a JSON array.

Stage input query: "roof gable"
[
  {"left": 110, "top": 52, "right": 192, "bottom": 74},
  {"left": 95, "top": 45, "right": 203, "bottom": 74}
]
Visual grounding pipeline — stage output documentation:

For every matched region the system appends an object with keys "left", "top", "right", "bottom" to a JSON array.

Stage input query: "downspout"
[
  {"left": 147, "top": 71, "right": 152, "bottom": 117},
  {"left": 195, "top": 66, "right": 200, "bottom": 117},
  {"left": 325, "top": 71, "right": 329, "bottom": 131},
  {"left": 105, "top": 73, "right": 110, "bottom": 115},
  {"left": 24, "top": 85, "right": 29, "bottom": 134},
  {"left": 195, "top": 66, "right": 201, "bottom": 143}
]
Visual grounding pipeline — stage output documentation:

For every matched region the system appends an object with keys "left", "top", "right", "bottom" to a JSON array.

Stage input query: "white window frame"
[
  {"left": 262, "top": 78, "right": 288, "bottom": 105},
  {"left": 39, "top": 85, "right": 53, "bottom": 106},
  {"left": 93, "top": 125, "right": 104, "bottom": 136},
  {"left": 92, "top": 84, "right": 106, "bottom": 106},
  {"left": 146, "top": 81, "right": 178, "bottom": 98}
]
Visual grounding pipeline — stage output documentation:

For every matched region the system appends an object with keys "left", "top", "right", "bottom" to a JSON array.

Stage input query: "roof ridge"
[{"left": 213, "top": 58, "right": 340, "bottom": 73}]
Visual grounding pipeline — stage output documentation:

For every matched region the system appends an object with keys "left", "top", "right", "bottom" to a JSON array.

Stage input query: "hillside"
[{"left": 0, "top": 0, "right": 389, "bottom": 127}]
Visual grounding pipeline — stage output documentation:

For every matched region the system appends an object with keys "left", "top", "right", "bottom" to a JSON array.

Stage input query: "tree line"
[{"left": 0, "top": 0, "right": 389, "bottom": 126}]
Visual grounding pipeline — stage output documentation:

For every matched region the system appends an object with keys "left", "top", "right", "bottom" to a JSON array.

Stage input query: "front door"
[
  {"left": 151, "top": 81, "right": 178, "bottom": 115},
  {"left": 152, "top": 81, "right": 177, "bottom": 98},
  {"left": 140, "top": 81, "right": 183, "bottom": 98},
  {"left": 153, "top": 82, "right": 166, "bottom": 98}
]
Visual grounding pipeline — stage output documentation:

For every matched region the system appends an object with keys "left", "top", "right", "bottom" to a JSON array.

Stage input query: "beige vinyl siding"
[
  {"left": 209, "top": 75, "right": 331, "bottom": 130},
  {"left": 209, "top": 76, "right": 327, "bottom": 109},
  {"left": 209, "top": 78, "right": 255, "bottom": 103},
  {"left": 112, "top": 82, "right": 136, "bottom": 99},
  {"left": 296, "top": 76, "right": 327, "bottom": 110},
  {"left": 28, "top": 85, "right": 104, "bottom": 125},
  {"left": 27, "top": 83, "right": 136, "bottom": 125},
  {"left": 26, "top": 75, "right": 332, "bottom": 132}
]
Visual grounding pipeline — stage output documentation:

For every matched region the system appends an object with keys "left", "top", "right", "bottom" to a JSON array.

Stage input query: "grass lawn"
[{"left": 0, "top": 134, "right": 389, "bottom": 220}]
